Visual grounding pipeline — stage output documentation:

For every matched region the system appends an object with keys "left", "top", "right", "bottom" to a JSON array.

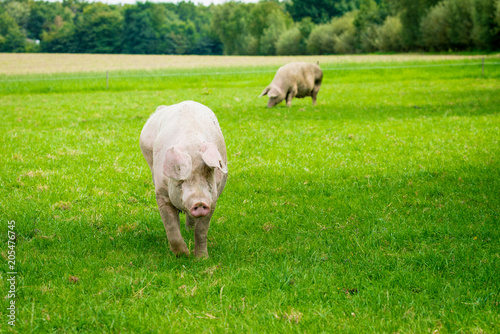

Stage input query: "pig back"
[
  {"left": 276, "top": 62, "right": 322, "bottom": 97},
  {"left": 152, "top": 101, "right": 225, "bottom": 150}
]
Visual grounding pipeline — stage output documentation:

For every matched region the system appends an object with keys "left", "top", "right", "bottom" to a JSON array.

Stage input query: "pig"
[
  {"left": 139, "top": 101, "right": 228, "bottom": 258},
  {"left": 259, "top": 62, "right": 323, "bottom": 108}
]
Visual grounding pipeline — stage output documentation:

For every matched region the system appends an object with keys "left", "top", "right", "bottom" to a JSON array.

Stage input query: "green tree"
[
  {"left": 276, "top": 17, "right": 315, "bottom": 55},
  {"left": 421, "top": 2, "right": 452, "bottom": 51},
  {"left": 40, "top": 14, "right": 77, "bottom": 53},
  {"left": 176, "top": 3, "right": 222, "bottom": 54},
  {"left": 388, "top": 0, "right": 441, "bottom": 49},
  {"left": 376, "top": 15, "right": 403, "bottom": 51},
  {"left": 211, "top": 2, "right": 255, "bottom": 55},
  {"left": 144, "top": 5, "right": 185, "bottom": 54},
  {"left": 354, "top": 0, "right": 387, "bottom": 52},
  {"left": 122, "top": 4, "right": 159, "bottom": 54},
  {"left": 447, "top": 0, "right": 474, "bottom": 48},
  {"left": 27, "top": 1, "right": 63, "bottom": 40},
  {"left": 297, "top": 17, "right": 316, "bottom": 39},
  {"left": 472, "top": 0, "right": 500, "bottom": 50},
  {"left": 335, "top": 0, "right": 362, "bottom": 14},
  {"left": 189, "top": 34, "right": 222, "bottom": 55},
  {"left": 421, "top": 0, "right": 474, "bottom": 51},
  {"left": 307, "top": 11, "right": 356, "bottom": 54},
  {"left": 306, "top": 23, "right": 336, "bottom": 54},
  {"left": 248, "top": 2, "right": 286, "bottom": 46},
  {"left": 74, "top": 3, "right": 123, "bottom": 53},
  {"left": 246, "top": 1, "right": 293, "bottom": 55},
  {"left": 276, "top": 26, "right": 304, "bottom": 55},
  {"left": 286, "top": 0, "right": 342, "bottom": 23},
  {"left": 496, "top": 0, "right": 500, "bottom": 26},
  {"left": 331, "top": 11, "right": 357, "bottom": 53},
  {"left": 8, "top": 0, "right": 500, "bottom": 55},
  {"left": 4, "top": 1, "right": 30, "bottom": 32},
  {"left": 163, "top": 18, "right": 198, "bottom": 54},
  {"left": 259, "top": 11, "right": 289, "bottom": 55},
  {"left": 0, "top": 11, "right": 26, "bottom": 52}
]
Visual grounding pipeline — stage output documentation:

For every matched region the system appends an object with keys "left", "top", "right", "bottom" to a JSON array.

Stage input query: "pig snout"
[
  {"left": 190, "top": 201, "right": 211, "bottom": 217},
  {"left": 182, "top": 182, "right": 214, "bottom": 218}
]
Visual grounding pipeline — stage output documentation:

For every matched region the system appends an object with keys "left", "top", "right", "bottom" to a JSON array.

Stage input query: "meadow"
[{"left": 0, "top": 54, "right": 499, "bottom": 332}]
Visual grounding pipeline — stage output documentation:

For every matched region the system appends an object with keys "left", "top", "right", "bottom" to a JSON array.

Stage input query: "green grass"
[{"left": 0, "top": 57, "right": 499, "bottom": 332}]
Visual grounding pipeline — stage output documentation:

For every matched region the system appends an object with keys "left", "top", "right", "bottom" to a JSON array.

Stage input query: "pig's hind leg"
[
  {"left": 311, "top": 78, "right": 322, "bottom": 106},
  {"left": 311, "top": 89, "right": 319, "bottom": 106},
  {"left": 185, "top": 215, "right": 195, "bottom": 230}
]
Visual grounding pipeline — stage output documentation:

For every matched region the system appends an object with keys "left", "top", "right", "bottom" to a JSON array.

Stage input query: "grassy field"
[{"left": 0, "top": 54, "right": 499, "bottom": 332}]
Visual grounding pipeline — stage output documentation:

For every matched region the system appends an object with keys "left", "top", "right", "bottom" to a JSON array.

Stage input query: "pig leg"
[
  {"left": 312, "top": 77, "right": 322, "bottom": 105},
  {"left": 139, "top": 145, "right": 156, "bottom": 185},
  {"left": 185, "top": 215, "right": 195, "bottom": 230},
  {"left": 156, "top": 194, "right": 189, "bottom": 256},
  {"left": 193, "top": 212, "right": 214, "bottom": 258},
  {"left": 311, "top": 85, "right": 321, "bottom": 106},
  {"left": 286, "top": 89, "right": 297, "bottom": 108},
  {"left": 216, "top": 171, "right": 228, "bottom": 197}
]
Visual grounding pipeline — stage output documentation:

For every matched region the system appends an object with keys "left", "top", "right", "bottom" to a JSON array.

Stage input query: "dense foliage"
[{"left": 1, "top": 0, "right": 499, "bottom": 54}]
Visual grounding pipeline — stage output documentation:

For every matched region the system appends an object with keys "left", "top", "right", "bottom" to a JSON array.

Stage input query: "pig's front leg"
[
  {"left": 194, "top": 212, "right": 214, "bottom": 258},
  {"left": 156, "top": 193, "right": 189, "bottom": 256},
  {"left": 286, "top": 88, "right": 297, "bottom": 107}
]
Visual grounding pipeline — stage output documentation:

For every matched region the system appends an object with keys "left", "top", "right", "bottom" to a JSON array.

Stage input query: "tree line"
[{"left": 1, "top": 0, "right": 499, "bottom": 55}]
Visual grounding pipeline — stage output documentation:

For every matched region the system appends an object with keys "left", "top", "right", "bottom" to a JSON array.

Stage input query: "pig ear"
[
  {"left": 163, "top": 147, "right": 192, "bottom": 180},
  {"left": 259, "top": 86, "right": 270, "bottom": 97},
  {"left": 268, "top": 87, "right": 280, "bottom": 98},
  {"left": 202, "top": 143, "right": 228, "bottom": 174}
]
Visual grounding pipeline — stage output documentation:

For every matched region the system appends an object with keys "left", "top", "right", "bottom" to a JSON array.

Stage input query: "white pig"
[
  {"left": 259, "top": 62, "right": 323, "bottom": 108},
  {"left": 139, "top": 101, "right": 228, "bottom": 257}
]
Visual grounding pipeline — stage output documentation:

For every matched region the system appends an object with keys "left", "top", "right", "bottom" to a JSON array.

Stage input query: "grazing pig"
[
  {"left": 259, "top": 62, "right": 323, "bottom": 108},
  {"left": 139, "top": 101, "right": 228, "bottom": 258}
]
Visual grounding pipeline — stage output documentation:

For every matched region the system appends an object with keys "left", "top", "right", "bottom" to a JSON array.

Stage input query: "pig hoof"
[
  {"left": 175, "top": 251, "right": 190, "bottom": 258},
  {"left": 194, "top": 250, "right": 209, "bottom": 258},
  {"left": 170, "top": 242, "right": 189, "bottom": 257},
  {"left": 173, "top": 249, "right": 190, "bottom": 257}
]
